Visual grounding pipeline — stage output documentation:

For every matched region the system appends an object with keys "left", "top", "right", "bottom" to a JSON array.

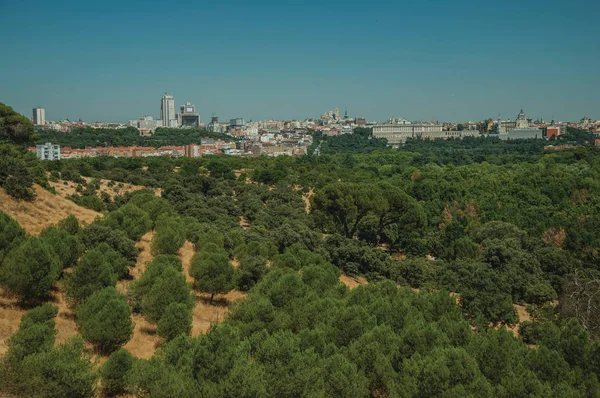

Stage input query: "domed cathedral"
[{"left": 516, "top": 108, "right": 529, "bottom": 129}]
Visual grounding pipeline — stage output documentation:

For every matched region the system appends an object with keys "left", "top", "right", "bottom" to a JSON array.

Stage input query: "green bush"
[{"left": 104, "top": 202, "right": 152, "bottom": 241}]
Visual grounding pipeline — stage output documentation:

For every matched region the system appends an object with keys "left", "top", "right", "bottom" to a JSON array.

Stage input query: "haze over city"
[{"left": 1, "top": 0, "right": 599, "bottom": 123}]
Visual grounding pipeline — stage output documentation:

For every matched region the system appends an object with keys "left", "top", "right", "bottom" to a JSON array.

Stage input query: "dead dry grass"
[
  {"left": 339, "top": 274, "right": 368, "bottom": 289},
  {"left": 0, "top": 292, "right": 25, "bottom": 357},
  {"left": 0, "top": 185, "right": 100, "bottom": 235}
]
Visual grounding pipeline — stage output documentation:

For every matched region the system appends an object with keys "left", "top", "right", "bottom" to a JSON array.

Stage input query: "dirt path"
[
  {"left": 52, "top": 283, "right": 79, "bottom": 345},
  {"left": 302, "top": 188, "right": 314, "bottom": 214},
  {"left": 120, "top": 230, "right": 159, "bottom": 359}
]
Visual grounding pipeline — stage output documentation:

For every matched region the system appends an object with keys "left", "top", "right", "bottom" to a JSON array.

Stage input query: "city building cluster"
[{"left": 29, "top": 98, "right": 600, "bottom": 161}]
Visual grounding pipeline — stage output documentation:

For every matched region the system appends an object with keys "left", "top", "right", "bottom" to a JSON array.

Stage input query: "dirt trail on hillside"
[
  {"left": 52, "top": 283, "right": 79, "bottom": 345},
  {"left": 0, "top": 185, "right": 100, "bottom": 235},
  {"left": 178, "top": 241, "right": 247, "bottom": 335},
  {"left": 119, "top": 230, "right": 158, "bottom": 359},
  {"left": 302, "top": 189, "right": 314, "bottom": 214}
]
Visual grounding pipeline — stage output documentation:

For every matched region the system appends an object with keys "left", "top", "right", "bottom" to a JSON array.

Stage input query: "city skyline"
[{"left": 1, "top": 0, "right": 599, "bottom": 122}]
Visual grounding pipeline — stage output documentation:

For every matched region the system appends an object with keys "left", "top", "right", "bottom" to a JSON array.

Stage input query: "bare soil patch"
[
  {"left": 0, "top": 185, "right": 100, "bottom": 235},
  {"left": 339, "top": 274, "right": 368, "bottom": 289}
]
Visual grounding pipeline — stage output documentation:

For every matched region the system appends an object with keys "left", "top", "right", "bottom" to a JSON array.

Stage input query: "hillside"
[{"left": 0, "top": 184, "right": 100, "bottom": 235}]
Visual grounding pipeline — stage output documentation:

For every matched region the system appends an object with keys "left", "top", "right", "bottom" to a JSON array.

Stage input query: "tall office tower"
[
  {"left": 33, "top": 107, "right": 46, "bottom": 125},
  {"left": 179, "top": 102, "right": 200, "bottom": 127},
  {"left": 160, "top": 93, "right": 177, "bottom": 127}
]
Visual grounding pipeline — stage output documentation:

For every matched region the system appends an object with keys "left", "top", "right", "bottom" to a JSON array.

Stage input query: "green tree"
[
  {"left": 101, "top": 348, "right": 134, "bottom": 396},
  {"left": 151, "top": 217, "right": 185, "bottom": 255},
  {"left": 58, "top": 214, "right": 81, "bottom": 235},
  {"left": 311, "top": 182, "right": 380, "bottom": 238},
  {"left": 67, "top": 245, "right": 118, "bottom": 302},
  {"left": 39, "top": 226, "right": 81, "bottom": 269},
  {"left": 0, "top": 237, "right": 61, "bottom": 302},
  {"left": 80, "top": 222, "right": 138, "bottom": 261},
  {"left": 76, "top": 287, "right": 133, "bottom": 354},
  {"left": 104, "top": 203, "right": 152, "bottom": 241},
  {"left": 13, "top": 337, "right": 96, "bottom": 398},
  {"left": 5, "top": 304, "right": 58, "bottom": 364},
  {"left": 157, "top": 302, "right": 193, "bottom": 341},
  {"left": 0, "top": 210, "right": 25, "bottom": 262},
  {"left": 141, "top": 266, "right": 194, "bottom": 323},
  {"left": 0, "top": 102, "right": 37, "bottom": 145},
  {"left": 190, "top": 250, "right": 236, "bottom": 302}
]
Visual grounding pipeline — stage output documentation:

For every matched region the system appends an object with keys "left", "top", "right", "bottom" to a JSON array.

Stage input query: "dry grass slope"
[{"left": 0, "top": 185, "right": 100, "bottom": 236}]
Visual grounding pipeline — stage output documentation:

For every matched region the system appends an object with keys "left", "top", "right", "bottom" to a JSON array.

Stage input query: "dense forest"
[
  {"left": 2, "top": 102, "right": 600, "bottom": 396},
  {"left": 36, "top": 127, "right": 234, "bottom": 148}
]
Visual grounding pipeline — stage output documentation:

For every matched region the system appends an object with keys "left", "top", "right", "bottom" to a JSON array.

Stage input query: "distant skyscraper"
[
  {"left": 33, "top": 107, "right": 45, "bottom": 125},
  {"left": 160, "top": 94, "right": 177, "bottom": 128},
  {"left": 179, "top": 102, "right": 200, "bottom": 127}
]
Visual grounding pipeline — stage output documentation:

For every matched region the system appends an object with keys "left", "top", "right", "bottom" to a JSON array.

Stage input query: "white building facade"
[
  {"left": 160, "top": 94, "right": 177, "bottom": 127},
  {"left": 36, "top": 142, "right": 60, "bottom": 160},
  {"left": 33, "top": 108, "right": 45, "bottom": 125}
]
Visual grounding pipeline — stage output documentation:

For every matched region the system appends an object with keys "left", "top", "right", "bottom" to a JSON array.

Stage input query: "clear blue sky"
[{"left": 1, "top": 0, "right": 598, "bottom": 123}]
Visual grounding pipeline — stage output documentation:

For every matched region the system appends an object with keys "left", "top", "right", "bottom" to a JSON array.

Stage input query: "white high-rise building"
[
  {"left": 160, "top": 94, "right": 177, "bottom": 128},
  {"left": 33, "top": 108, "right": 45, "bottom": 125},
  {"left": 36, "top": 142, "right": 60, "bottom": 160}
]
